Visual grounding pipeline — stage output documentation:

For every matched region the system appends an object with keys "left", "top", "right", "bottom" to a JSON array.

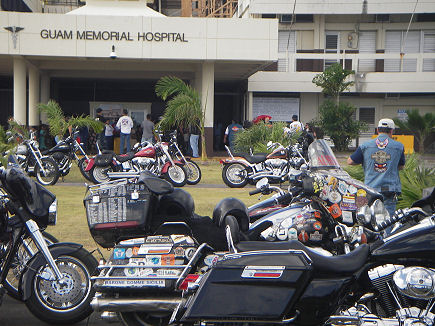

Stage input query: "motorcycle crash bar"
[{"left": 91, "top": 296, "right": 182, "bottom": 312}]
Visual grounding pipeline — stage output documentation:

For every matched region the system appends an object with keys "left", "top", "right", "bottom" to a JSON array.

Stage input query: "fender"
[
  {"left": 220, "top": 158, "right": 250, "bottom": 166},
  {"left": 161, "top": 160, "right": 183, "bottom": 174},
  {"left": 19, "top": 242, "right": 84, "bottom": 300},
  {"left": 84, "top": 158, "right": 95, "bottom": 172}
]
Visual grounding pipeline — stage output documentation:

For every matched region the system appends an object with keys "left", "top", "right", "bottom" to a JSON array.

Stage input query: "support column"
[
  {"left": 13, "top": 57, "right": 26, "bottom": 125},
  {"left": 247, "top": 91, "right": 253, "bottom": 121},
  {"left": 28, "top": 65, "right": 40, "bottom": 126},
  {"left": 40, "top": 74, "right": 50, "bottom": 123}
]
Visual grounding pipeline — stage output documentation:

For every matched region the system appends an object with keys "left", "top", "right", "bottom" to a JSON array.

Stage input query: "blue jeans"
[
  {"left": 382, "top": 195, "right": 397, "bottom": 218},
  {"left": 190, "top": 134, "right": 199, "bottom": 157},
  {"left": 120, "top": 133, "right": 131, "bottom": 154}
]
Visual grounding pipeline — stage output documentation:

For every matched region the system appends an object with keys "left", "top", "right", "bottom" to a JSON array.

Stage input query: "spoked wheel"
[
  {"left": 24, "top": 249, "right": 98, "bottom": 325},
  {"left": 35, "top": 157, "right": 60, "bottom": 186},
  {"left": 185, "top": 159, "right": 201, "bottom": 185},
  {"left": 4, "top": 232, "right": 58, "bottom": 300},
  {"left": 164, "top": 163, "right": 187, "bottom": 187},
  {"left": 91, "top": 165, "right": 114, "bottom": 184},
  {"left": 78, "top": 158, "right": 93, "bottom": 182},
  {"left": 222, "top": 163, "right": 248, "bottom": 188},
  {"left": 119, "top": 311, "right": 171, "bottom": 326}
]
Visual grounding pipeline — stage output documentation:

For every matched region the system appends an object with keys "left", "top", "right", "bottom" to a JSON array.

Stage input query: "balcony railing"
[{"left": 276, "top": 52, "right": 435, "bottom": 73}]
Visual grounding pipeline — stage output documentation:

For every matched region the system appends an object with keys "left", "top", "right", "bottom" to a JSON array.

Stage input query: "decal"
[
  {"left": 288, "top": 228, "right": 298, "bottom": 240},
  {"left": 328, "top": 204, "right": 342, "bottom": 219},
  {"left": 138, "top": 245, "right": 172, "bottom": 255},
  {"left": 338, "top": 181, "right": 348, "bottom": 195},
  {"left": 309, "top": 231, "right": 323, "bottom": 241},
  {"left": 125, "top": 248, "right": 133, "bottom": 258},
  {"left": 147, "top": 255, "right": 161, "bottom": 265},
  {"left": 276, "top": 228, "right": 288, "bottom": 241},
  {"left": 314, "top": 211, "right": 322, "bottom": 219},
  {"left": 342, "top": 211, "right": 354, "bottom": 224},
  {"left": 295, "top": 214, "right": 305, "bottom": 224},
  {"left": 241, "top": 266, "right": 285, "bottom": 279},
  {"left": 371, "top": 151, "right": 391, "bottom": 173},
  {"left": 157, "top": 269, "right": 180, "bottom": 277},
  {"left": 171, "top": 235, "right": 194, "bottom": 244},
  {"left": 103, "top": 279, "right": 165, "bottom": 288},
  {"left": 356, "top": 196, "right": 369, "bottom": 208},
  {"left": 204, "top": 255, "right": 220, "bottom": 266},
  {"left": 132, "top": 247, "right": 140, "bottom": 256},
  {"left": 320, "top": 186, "right": 330, "bottom": 200},
  {"left": 124, "top": 267, "right": 139, "bottom": 277},
  {"left": 298, "top": 230, "right": 309, "bottom": 243},
  {"left": 341, "top": 195, "right": 357, "bottom": 210},
  {"left": 328, "top": 191, "right": 341, "bottom": 204},
  {"left": 328, "top": 176, "right": 338, "bottom": 189},
  {"left": 174, "top": 246, "right": 185, "bottom": 257},
  {"left": 347, "top": 185, "right": 357, "bottom": 195},
  {"left": 357, "top": 189, "right": 367, "bottom": 197},
  {"left": 146, "top": 236, "right": 172, "bottom": 244},
  {"left": 313, "top": 177, "right": 325, "bottom": 194},
  {"left": 113, "top": 248, "right": 126, "bottom": 260},
  {"left": 175, "top": 259, "right": 185, "bottom": 265},
  {"left": 185, "top": 248, "right": 196, "bottom": 259},
  {"left": 119, "top": 238, "right": 146, "bottom": 245},
  {"left": 161, "top": 254, "right": 175, "bottom": 265},
  {"left": 313, "top": 221, "right": 322, "bottom": 230}
]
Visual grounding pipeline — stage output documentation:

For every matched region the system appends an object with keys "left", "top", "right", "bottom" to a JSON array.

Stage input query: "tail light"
[
  {"left": 219, "top": 160, "right": 224, "bottom": 164},
  {"left": 178, "top": 274, "right": 200, "bottom": 291}
]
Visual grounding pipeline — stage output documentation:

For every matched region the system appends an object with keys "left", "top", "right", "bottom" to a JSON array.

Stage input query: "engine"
[
  {"left": 265, "top": 159, "right": 287, "bottom": 169},
  {"left": 132, "top": 157, "right": 156, "bottom": 170},
  {"left": 330, "top": 264, "right": 435, "bottom": 326}
]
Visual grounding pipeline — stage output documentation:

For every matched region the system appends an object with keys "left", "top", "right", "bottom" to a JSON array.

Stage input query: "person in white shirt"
[
  {"left": 284, "top": 114, "right": 304, "bottom": 136},
  {"left": 116, "top": 109, "right": 134, "bottom": 154},
  {"left": 104, "top": 120, "right": 114, "bottom": 150}
]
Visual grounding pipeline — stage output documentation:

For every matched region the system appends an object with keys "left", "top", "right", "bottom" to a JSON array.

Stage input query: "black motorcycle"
[
  {"left": 87, "top": 170, "right": 435, "bottom": 326},
  {"left": 13, "top": 136, "right": 60, "bottom": 186},
  {"left": 43, "top": 130, "right": 92, "bottom": 181},
  {"left": 0, "top": 167, "right": 98, "bottom": 324}
]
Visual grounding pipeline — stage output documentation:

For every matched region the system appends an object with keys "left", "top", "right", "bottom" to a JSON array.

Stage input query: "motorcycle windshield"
[
  {"left": 308, "top": 140, "right": 341, "bottom": 170},
  {"left": 3, "top": 168, "right": 56, "bottom": 218}
]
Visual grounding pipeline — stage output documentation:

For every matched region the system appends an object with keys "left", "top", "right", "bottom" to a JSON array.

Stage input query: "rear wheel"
[
  {"left": 164, "top": 163, "right": 187, "bottom": 187},
  {"left": 91, "top": 165, "right": 114, "bottom": 184},
  {"left": 222, "top": 163, "right": 248, "bottom": 188},
  {"left": 119, "top": 312, "right": 170, "bottom": 326},
  {"left": 35, "top": 157, "right": 60, "bottom": 186},
  {"left": 78, "top": 158, "right": 93, "bottom": 182},
  {"left": 185, "top": 159, "right": 201, "bottom": 185}
]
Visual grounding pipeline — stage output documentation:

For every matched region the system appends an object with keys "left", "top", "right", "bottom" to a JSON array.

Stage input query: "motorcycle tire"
[
  {"left": 91, "top": 165, "right": 114, "bottom": 184},
  {"left": 222, "top": 163, "right": 248, "bottom": 188},
  {"left": 185, "top": 159, "right": 201, "bottom": 185},
  {"left": 4, "top": 232, "right": 58, "bottom": 300},
  {"left": 164, "top": 163, "right": 187, "bottom": 187},
  {"left": 78, "top": 158, "right": 93, "bottom": 182},
  {"left": 119, "top": 311, "right": 171, "bottom": 326},
  {"left": 24, "top": 247, "right": 98, "bottom": 325},
  {"left": 35, "top": 157, "right": 60, "bottom": 186}
]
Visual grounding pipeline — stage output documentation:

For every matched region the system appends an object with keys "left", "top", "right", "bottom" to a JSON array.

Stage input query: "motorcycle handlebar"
[
  {"left": 375, "top": 207, "right": 429, "bottom": 231},
  {"left": 249, "top": 188, "right": 262, "bottom": 196}
]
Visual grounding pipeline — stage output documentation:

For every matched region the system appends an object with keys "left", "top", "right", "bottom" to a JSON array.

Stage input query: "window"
[
  {"left": 359, "top": 107, "right": 376, "bottom": 125},
  {"left": 262, "top": 14, "right": 276, "bottom": 19},
  {"left": 385, "top": 30, "right": 420, "bottom": 72},
  {"left": 325, "top": 32, "right": 340, "bottom": 69},
  {"left": 278, "top": 31, "right": 296, "bottom": 53},
  {"left": 423, "top": 31, "right": 435, "bottom": 72}
]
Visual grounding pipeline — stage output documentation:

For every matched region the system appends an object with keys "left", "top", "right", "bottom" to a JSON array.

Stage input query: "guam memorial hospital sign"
[{"left": 40, "top": 29, "right": 188, "bottom": 42}]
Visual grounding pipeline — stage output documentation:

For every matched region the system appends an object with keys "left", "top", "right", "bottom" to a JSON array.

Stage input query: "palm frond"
[
  {"left": 156, "top": 76, "right": 193, "bottom": 100},
  {"left": 38, "top": 100, "right": 67, "bottom": 136}
]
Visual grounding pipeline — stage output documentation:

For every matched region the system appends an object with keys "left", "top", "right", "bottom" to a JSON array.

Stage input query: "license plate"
[{"left": 102, "top": 279, "right": 165, "bottom": 287}]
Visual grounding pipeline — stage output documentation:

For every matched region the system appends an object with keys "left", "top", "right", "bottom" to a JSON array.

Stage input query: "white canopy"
[{"left": 67, "top": 0, "right": 165, "bottom": 17}]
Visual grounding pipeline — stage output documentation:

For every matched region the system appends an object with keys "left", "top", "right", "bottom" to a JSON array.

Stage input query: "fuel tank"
[
  {"left": 267, "top": 148, "right": 287, "bottom": 159},
  {"left": 371, "top": 219, "right": 435, "bottom": 264},
  {"left": 136, "top": 147, "right": 156, "bottom": 158}
]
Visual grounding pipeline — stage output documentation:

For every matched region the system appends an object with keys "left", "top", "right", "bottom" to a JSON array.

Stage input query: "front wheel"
[
  {"left": 78, "top": 158, "right": 93, "bottom": 182},
  {"left": 164, "top": 163, "right": 187, "bottom": 187},
  {"left": 24, "top": 248, "right": 98, "bottom": 325},
  {"left": 119, "top": 311, "right": 170, "bottom": 326},
  {"left": 91, "top": 165, "right": 114, "bottom": 184},
  {"left": 185, "top": 159, "right": 201, "bottom": 185},
  {"left": 35, "top": 157, "right": 60, "bottom": 186},
  {"left": 222, "top": 163, "right": 248, "bottom": 188}
]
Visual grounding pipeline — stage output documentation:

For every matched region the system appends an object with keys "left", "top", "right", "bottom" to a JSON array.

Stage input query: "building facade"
[{"left": 239, "top": 0, "right": 435, "bottom": 147}]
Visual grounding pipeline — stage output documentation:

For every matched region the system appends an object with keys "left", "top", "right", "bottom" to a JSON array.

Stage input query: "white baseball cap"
[{"left": 378, "top": 118, "right": 395, "bottom": 129}]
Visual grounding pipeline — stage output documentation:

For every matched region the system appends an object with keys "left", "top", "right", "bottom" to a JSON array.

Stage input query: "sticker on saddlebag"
[{"left": 241, "top": 266, "right": 285, "bottom": 279}]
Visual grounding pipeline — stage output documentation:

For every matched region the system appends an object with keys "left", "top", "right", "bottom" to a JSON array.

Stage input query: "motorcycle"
[
  {"left": 88, "top": 169, "right": 435, "bottom": 326},
  {"left": 85, "top": 139, "right": 188, "bottom": 187},
  {"left": 12, "top": 134, "right": 60, "bottom": 186},
  {"left": 43, "top": 129, "right": 92, "bottom": 181},
  {"left": 221, "top": 140, "right": 306, "bottom": 188},
  {"left": 0, "top": 167, "right": 98, "bottom": 324}
]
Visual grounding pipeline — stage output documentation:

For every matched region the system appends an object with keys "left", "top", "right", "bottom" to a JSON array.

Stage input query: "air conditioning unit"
[
  {"left": 375, "top": 14, "right": 390, "bottom": 23},
  {"left": 280, "top": 14, "right": 293, "bottom": 23}
]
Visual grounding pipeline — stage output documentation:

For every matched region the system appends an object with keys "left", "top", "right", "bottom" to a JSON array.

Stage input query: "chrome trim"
[
  {"left": 175, "top": 243, "right": 208, "bottom": 288},
  {"left": 91, "top": 296, "right": 181, "bottom": 312},
  {"left": 223, "top": 249, "right": 312, "bottom": 265}
]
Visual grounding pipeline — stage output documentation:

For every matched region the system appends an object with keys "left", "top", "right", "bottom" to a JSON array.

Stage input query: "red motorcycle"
[{"left": 85, "top": 141, "right": 187, "bottom": 187}]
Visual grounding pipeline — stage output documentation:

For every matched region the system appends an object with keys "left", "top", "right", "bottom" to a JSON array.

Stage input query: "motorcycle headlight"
[
  {"left": 370, "top": 199, "right": 389, "bottom": 229},
  {"left": 48, "top": 200, "right": 57, "bottom": 225},
  {"left": 393, "top": 267, "right": 435, "bottom": 300},
  {"left": 356, "top": 205, "right": 371, "bottom": 225}
]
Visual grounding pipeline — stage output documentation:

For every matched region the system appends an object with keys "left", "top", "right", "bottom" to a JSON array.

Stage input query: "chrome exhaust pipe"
[
  {"left": 91, "top": 296, "right": 182, "bottom": 312},
  {"left": 107, "top": 171, "right": 140, "bottom": 179}
]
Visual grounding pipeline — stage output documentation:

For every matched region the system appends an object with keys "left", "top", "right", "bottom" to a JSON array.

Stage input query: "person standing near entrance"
[
  {"left": 95, "top": 108, "right": 107, "bottom": 149},
  {"left": 104, "top": 120, "right": 114, "bottom": 150},
  {"left": 347, "top": 118, "right": 405, "bottom": 217},
  {"left": 224, "top": 120, "right": 243, "bottom": 152},
  {"left": 141, "top": 114, "right": 155, "bottom": 144},
  {"left": 116, "top": 109, "right": 134, "bottom": 154},
  {"left": 289, "top": 115, "right": 303, "bottom": 133},
  {"left": 190, "top": 122, "right": 200, "bottom": 158}
]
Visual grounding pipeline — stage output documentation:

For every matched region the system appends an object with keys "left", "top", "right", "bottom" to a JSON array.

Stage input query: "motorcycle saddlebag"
[
  {"left": 94, "top": 153, "right": 114, "bottom": 167},
  {"left": 84, "top": 182, "right": 155, "bottom": 248},
  {"left": 182, "top": 250, "right": 312, "bottom": 321}
]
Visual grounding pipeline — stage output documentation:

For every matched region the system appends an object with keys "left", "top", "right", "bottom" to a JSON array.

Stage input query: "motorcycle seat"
[
  {"left": 137, "top": 171, "right": 174, "bottom": 195},
  {"left": 235, "top": 241, "right": 369, "bottom": 275},
  {"left": 238, "top": 154, "right": 268, "bottom": 164},
  {"left": 115, "top": 152, "right": 135, "bottom": 162},
  {"left": 102, "top": 150, "right": 114, "bottom": 154}
]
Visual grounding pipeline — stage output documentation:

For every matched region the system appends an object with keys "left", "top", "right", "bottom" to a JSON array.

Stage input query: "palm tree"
[
  {"left": 38, "top": 100, "right": 104, "bottom": 138},
  {"left": 393, "top": 109, "right": 435, "bottom": 153},
  {"left": 155, "top": 76, "right": 207, "bottom": 160}
]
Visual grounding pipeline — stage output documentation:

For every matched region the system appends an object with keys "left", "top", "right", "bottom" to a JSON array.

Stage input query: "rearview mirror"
[{"left": 256, "top": 177, "right": 269, "bottom": 189}]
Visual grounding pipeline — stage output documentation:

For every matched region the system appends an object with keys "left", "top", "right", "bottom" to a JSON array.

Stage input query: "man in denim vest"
[{"left": 347, "top": 118, "right": 405, "bottom": 217}]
